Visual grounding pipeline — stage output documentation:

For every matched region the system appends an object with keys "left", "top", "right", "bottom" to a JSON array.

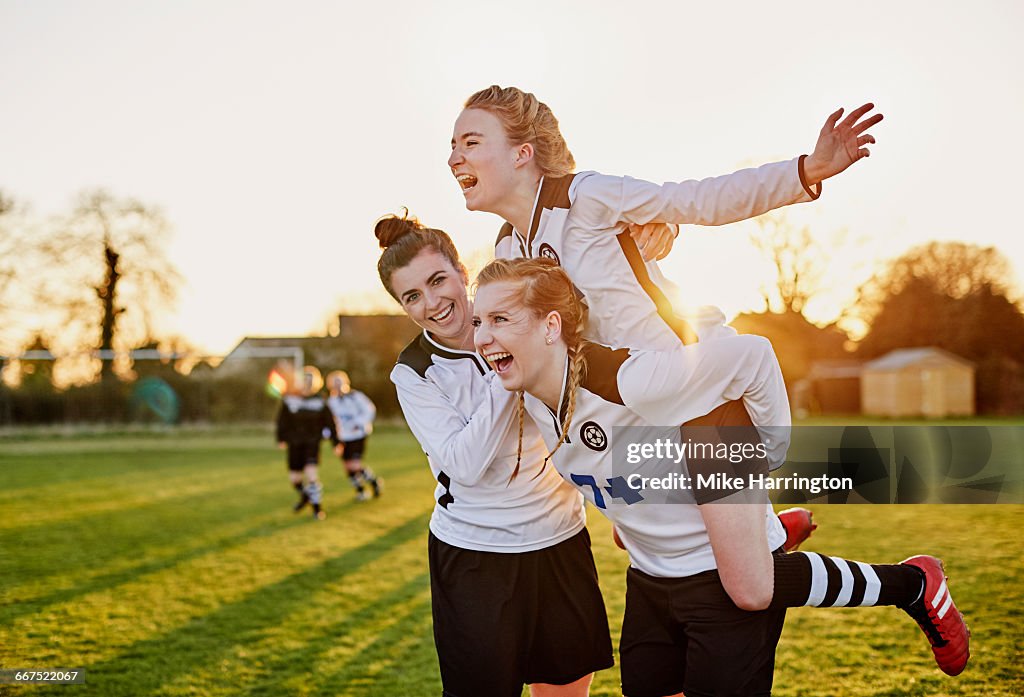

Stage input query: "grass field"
[{"left": 1, "top": 425, "right": 1021, "bottom": 696}]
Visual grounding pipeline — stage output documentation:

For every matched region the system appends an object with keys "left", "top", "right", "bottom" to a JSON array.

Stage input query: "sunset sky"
[{"left": 3, "top": 0, "right": 1022, "bottom": 355}]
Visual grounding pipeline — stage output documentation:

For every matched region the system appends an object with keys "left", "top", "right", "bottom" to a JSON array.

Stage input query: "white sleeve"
[
  {"left": 356, "top": 391, "right": 376, "bottom": 427},
  {"left": 617, "top": 335, "right": 791, "bottom": 466},
  {"left": 573, "top": 158, "right": 818, "bottom": 230},
  {"left": 391, "top": 365, "right": 516, "bottom": 486}
]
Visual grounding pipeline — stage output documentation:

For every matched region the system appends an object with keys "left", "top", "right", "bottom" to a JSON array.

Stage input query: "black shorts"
[
  {"left": 428, "top": 528, "right": 614, "bottom": 697},
  {"left": 339, "top": 437, "right": 367, "bottom": 462},
  {"left": 286, "top": 441, "right": 320, "bottom": 471},
  {"left": 620, "top": 565, "right": 787, "bottom": 697}
]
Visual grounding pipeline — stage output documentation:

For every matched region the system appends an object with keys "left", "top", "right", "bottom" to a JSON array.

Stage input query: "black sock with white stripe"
[{"left": 770, "top": 551, "right": 925, "bottom": 610}]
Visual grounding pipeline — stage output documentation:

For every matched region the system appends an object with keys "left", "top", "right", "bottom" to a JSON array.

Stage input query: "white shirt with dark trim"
[
  {"left": 495, "top": 157, "right": 820, "bottom": 351},
  {"left": 390, "top": 330, "right": 586, "bottom": 553},
  {"left": 521, "top": 343, "right": 786, "bottom": 578},
  {"left": 327, "top": 390, "right": 376, "bottom": 442}
]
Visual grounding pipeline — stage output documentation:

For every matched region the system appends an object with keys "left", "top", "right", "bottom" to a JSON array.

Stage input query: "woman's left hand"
[{"left": 803, "top": 103, "right": 883, "bottom": 185}]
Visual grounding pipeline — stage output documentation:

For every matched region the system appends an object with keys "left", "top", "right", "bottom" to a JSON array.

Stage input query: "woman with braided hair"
[
  {"left": 472, "top": 257, "right": 969, "bottom": 697},
  {"left": 375, "top": 212, "right": 613, "bottom": 697}
]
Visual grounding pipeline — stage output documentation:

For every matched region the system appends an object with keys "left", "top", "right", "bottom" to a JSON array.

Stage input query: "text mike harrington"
[{"left": 623, "top": 438, "right": 854, "bottom": 496}]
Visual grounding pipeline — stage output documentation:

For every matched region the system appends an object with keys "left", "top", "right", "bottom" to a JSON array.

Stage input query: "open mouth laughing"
[
  {"left": 456, "top": 173, "right": 477, "bottom": 194},
  {"left": 483, "top": 351, "right": 513, "bottom": 374}
]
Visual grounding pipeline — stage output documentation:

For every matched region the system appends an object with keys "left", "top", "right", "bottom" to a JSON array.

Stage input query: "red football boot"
[
  {"left": 778, "top": 507, "right": 817, "bottom": 551},
  {"left": 901, "top": 555, "right": 970, "bottom": 676}
]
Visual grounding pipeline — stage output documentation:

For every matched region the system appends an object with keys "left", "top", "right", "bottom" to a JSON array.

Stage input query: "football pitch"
[{"left": 1, "top": 426, "right": 1021, "bottom": 696}]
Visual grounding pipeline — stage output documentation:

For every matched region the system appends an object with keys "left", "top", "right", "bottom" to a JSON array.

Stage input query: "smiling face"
[
  {"left": 389, "top": 248, "right": 472, "bottom": 350},
  {"left": 473, "top": 280, "right": 564, "bottom": 398},
  {"left": 448, "top": 108, "right": 524, "bottom": 215}
]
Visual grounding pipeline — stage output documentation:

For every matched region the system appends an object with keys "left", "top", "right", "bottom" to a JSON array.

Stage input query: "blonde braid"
[
  {"left": 544, "top": 344, "right": 586, "bottom": 469},
  {"left": 509, "top": 390, "right": 526, "bottom": 483}
]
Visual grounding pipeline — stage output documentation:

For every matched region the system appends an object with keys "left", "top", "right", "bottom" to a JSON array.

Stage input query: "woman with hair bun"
[{"left": 375, "top": 212, "right": 613, "bottom": 697}]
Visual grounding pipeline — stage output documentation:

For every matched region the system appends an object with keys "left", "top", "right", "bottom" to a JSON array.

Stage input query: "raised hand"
[{"left": 803, "top": 103, "right": 883, "bottom": 186}]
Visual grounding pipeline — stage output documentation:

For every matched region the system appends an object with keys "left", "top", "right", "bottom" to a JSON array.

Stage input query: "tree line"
[
  {"left": 740, "top": 217, "right": 1024, "bottom": 414},
  {"left": 2, "top": 189, "right": 1022, "bottom": 424}
]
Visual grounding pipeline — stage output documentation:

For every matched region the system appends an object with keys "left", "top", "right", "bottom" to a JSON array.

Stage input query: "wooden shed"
[
  {"left": 794, "top": 359, "right": 864, "bottom": 416},
  {"left": 861, "top": 348, "right": 975, "bottom": 418}
]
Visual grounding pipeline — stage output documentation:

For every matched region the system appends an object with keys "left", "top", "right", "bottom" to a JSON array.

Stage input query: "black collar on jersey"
[
  {"left": 546, "top": 341, "right": 631, "bottom": 430},
  {"left": 578, "top": 341, "right": 631, "bottom": 406},
  {"left": 498, "top": 173, "right": 577, "bottom": 256},
  {"left": 397, "top": 330, "right": 489, "bottom": 378},
  {"left": 526, "top": 173, "right": 575, "bottom": 251}
]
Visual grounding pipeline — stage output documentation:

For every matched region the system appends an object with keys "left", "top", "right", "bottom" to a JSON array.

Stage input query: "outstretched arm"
[
  {"left": 575, "top": 159, "right": 817, "bottom": 231},
  {"left": 573, "top": 103, "right": 882, "bottom": 231}
]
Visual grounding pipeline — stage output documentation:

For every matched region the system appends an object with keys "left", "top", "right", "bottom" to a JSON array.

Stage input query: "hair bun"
[{"left": 374, "top": 210, "right": 421, "bottom": 249}]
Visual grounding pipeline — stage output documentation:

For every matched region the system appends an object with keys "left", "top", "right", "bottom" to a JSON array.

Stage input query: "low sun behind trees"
[
  {"left": 2, "top": 193, "right": 1022, "bottom": 423},
  {"left": 737, "top": 218, "right": 1024, "bottom": 414},
  {"left": 0, "top": 188, "right": 194, "bottom": 422},
  {"left": 734, "top": 215, "right": 854, "bottom": 385},
  {"left": 2, "top": 189, "right": 185, "bottom": 383}
]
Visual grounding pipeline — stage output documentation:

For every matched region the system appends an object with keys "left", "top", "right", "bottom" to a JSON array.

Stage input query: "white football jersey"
[
  {"left": 391, "top": 330, "right": 586, "bottom": 553},
  {"left": 327, "top": 390, "right": 376, "bottom": 442},
  {"left": 494, "top": 157, "right": 819, "bottom": 351},
  {"left": 522, "top": 342, "right": 786, "bottom": 578}
]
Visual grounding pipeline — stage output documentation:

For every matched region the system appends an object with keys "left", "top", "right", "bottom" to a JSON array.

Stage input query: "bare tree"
[
  {"left": 749, "top": 213, "right": 838, "bottom": 315},
  {"left": 40, "top": 190, "right": 182, "bottom": 383}
]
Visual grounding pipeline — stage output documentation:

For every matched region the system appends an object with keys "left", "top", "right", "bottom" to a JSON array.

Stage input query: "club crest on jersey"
[
  {"left": 538, "top": 243, "right": 561, "bottom": 265},
  {"left": 580, "top": 421, "right": 607, "bottom": 451}
]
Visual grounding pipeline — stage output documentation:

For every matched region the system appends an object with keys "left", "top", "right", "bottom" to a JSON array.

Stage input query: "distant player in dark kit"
[
  {"left": 276, "top": 366, "right": 337, "bottom": 520},
  {"left": 327, "top": 370, "right": 381, "bottom": 501}
]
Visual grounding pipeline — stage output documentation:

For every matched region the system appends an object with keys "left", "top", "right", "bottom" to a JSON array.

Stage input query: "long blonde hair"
[
  {"left": 464, "top": 85, "right": 576, "bottom": 178},
  {"left": 475, "top": 258, "right": 588, "bottom": 480}
]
